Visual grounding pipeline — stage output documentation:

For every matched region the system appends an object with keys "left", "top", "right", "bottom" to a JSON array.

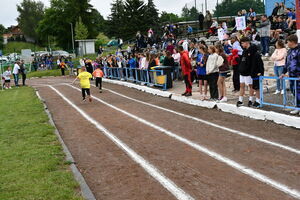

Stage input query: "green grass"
[
  {"left": 0, "top": 87, "right": 83, "bottom": 200},
  {"left": 27, "top": 69, "right": 70, "bottom": 78},
  {"left": 3, "top": 42, "right": 46, "bottom": 54}
]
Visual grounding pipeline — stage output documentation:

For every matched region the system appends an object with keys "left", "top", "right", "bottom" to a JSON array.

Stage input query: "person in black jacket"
[
  {"left": 198, "top": 12, "right": 204, "bottom": 30},
  {"left": 236, "top": 37, "right": 264, "bottom": 108}
]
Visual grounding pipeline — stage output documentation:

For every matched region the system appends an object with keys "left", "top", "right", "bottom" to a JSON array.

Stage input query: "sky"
[{"left": 0, "top": 0, "right": 219, "bottom": 28}]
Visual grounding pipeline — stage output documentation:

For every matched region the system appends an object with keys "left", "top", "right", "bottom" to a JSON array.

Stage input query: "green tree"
[
  {"left": 0, "top": 24, "right": 7, "bottom": 50},
  {"left": 106, "top": 0, "right": 125, "bottom": 38},
  {"left": 122, "top": 0, "right": 147, "bottom": 40},
  {"left": 37, "top": 0, "right": 104, "bottom": 49},
  {"left": 160, "top": 12, "right": 182, "bottom": 23},
  {"left": 16, "top": 0, "right": 45, "bottom": 43},
  {"left": 144, "top": 0, "right": 159, "bottom": 29},
  {"left": 75, "top": 17, "right": 88, "bottom": 40},
  {"left": 214, "top": 0, "right": 264, "bottom": 17}
]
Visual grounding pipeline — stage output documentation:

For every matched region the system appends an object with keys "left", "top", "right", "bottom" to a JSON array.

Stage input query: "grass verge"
[
  {"left": 27, "top": 69, "right": 70, "bottom": 78},
  {"left": 0, "top": 87, "right": 82, "bottom": 200}
]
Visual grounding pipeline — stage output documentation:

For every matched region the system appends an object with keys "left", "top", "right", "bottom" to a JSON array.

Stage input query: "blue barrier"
[
  {"left": 103, "top": 67, "right": 167, "bottom": 90},
  {"left": 259, "top": 76, "right": 300, "bottom": 110}
]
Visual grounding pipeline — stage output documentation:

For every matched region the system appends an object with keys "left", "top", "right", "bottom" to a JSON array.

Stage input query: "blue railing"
[
  {"left": 103, "top": 67, "right": 167, "bottom": 90},
  {"left": 259, "top": 76, "right": 300, "bottom": 110}
]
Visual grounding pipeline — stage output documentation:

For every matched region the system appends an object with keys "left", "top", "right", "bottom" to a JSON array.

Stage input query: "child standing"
[
  {"left": 228, "top": 49, "right": 241, "bottom": 92},
  {"left": 72, "top": 66, "right": 92, "bottom": 102},
  {"left": 197, "top": 45, "right": 209, "bottom": 100},
  {"left": 3, "top": 67, "right": 12, "bottom": 89},
  {"left": 92, "top": 66, "right": 104, "bottom": 93}
]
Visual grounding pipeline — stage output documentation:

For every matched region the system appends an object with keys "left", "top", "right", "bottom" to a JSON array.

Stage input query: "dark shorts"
[
  {"left": 5, "top": 80, "right": 10, "bottom": 83},
  {"left": 198, "top": 75, "right": 207, "bottom": 81},
  {"left": 219, "top": 72, "right": 228, "bottom": 77},
  {"left": 252, "top": 78, "right": 260, "bottom": 90}
]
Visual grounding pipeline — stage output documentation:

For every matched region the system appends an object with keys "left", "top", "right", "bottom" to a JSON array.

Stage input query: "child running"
[
  {"left": 2, "top": 67, "right": 12, "bottom": 89},
  {"left": 92, "top": 66, "right": 104, "bottom": 93},
  {"left": 72, "top": 66, "right": 92, "bottom": 102}
]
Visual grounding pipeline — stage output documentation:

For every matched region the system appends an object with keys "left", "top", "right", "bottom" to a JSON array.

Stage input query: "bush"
[{"left": 95, "top": 32, "right": 110, "bottom": 49}]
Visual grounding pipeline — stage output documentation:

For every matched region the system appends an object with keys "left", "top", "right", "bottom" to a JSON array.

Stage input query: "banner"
[{"left": 235, "top": 16, "right": 246, "bottom": 31}]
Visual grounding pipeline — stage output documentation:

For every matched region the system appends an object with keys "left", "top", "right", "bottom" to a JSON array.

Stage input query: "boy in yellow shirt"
[{"left": 72, "top": 66, "right": 92, "bottom": 102}]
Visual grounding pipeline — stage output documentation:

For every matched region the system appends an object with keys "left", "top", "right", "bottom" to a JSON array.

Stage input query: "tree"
[
  {"left": 37, "top": 0, "right": 104, "bottom": 49},
  {"left": 181, "top": 5, "right": 199, "bottom": 21},
  {"left": 75, "top": 17, "right": 88, "bottom": 40},
  {"left": 122, "top": 0, "right": 147, "bottom": 40},
  {"left": 106, "top": 0, "right": 125, "bottom": 38},
  {"left": 214, "top": 0, "right": 264, "bottom": 17},
  {"left": 160, "top": 12, "right": 182, "bottom": 23},
  {"left": 144, "top": 0, "right": 159, "bottom": 29},
  {"left": 0, "top": 24, "right": 5, "bottom": 50},
  {"left": 17, "top": 0, "right": 45, "bottom": 43}
]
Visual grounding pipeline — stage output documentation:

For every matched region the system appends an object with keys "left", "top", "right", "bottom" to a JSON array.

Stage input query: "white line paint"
[
  {"left": 94, "top": 85, "right": 300, "bottom": 156},
  {"left": 48, "top": 85, "right": 194, "bottom": 200},
  {"left": 68, "top": 84, "right": 300, "bottom": 199}
]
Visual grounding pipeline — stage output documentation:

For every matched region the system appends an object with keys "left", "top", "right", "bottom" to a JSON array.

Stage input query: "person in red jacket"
[{"left": 179, "top": 46, "right": 192, "bottom": 96}]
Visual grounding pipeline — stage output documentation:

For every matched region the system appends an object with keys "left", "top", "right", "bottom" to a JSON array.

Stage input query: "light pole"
[{"left": 69, "top": 23, "right": 75, "bottom": 54}]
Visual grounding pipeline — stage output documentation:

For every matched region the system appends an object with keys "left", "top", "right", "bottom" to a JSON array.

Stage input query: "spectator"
[
  {"left": 204, "top": 10, "right": 212, "bottom": 29},
  {"left": 19, "top": 60, "right": 27, "bottom": 86},
  {"left": 271, "top": 16, "right": 288, "bottom": 43},
  {"left": 231, "top": 36, "right": 243, "bottom": 56},
  {"left": 228, "top": 49, "right": 241, "bottom": 92},
  {"left": 172, "top": 49, "right": 181, "bottom": 80},
  {"left": 197, "top": 45, "right": 209, "bottom": 100},
  {"left": 118, "top": 38, "right": 123, "bottom": 49},
  {"left": 166, "top": 41, "right": 175, "bottom": 54},
  {"left": 271, "top": 40, "right": 287, "bottom": 95},
  {"left": 13, "top": 61, "right": 20, "bottom": 86},
  {"left": 2, "top": 66, "right": 12, "bottom": 89},
  {"left": 189, "top": 42, "right": 198, "bottom": 82},
  {"left": 280, "top": 35, "right": 300, "bottom": 115},
  {"left": 216, "top": 45, "right": 230, "bottom": 102},
  {"left": 97, "top": 46, "right": 103, "bottom": 57},
  {"left": 237, "top": 37, "right": 264, "bottom": 108},
  {"left": 206, "top": 46, "right": 223, "bottom": 100},
  {"left": 248, "top": 8, "right": 257, "bottom": 27},
  {"left": 198, "top": 12, "right": 204, "bottom": 30},
  {"left": 258, "top": 15, "right": 271, "bottom": 56},
  {"left": 272, "top": 2, "right": 280, "bottom": 17},
  {"left": 187, "top": 25, "right": 193, "bottom": 35},
  {"left": 286, "top": 8, "right": 296, "bottom": 29},
  {"left": 179, "top": 45, "right": 192, "bottom": 96},
  {"left": 163, "top": 51, "right": 175, "bottom": 69},
  {"left": 223, "top": 39, "right": 232, "bottom": 55},
  {"left": 277, "top": 2, "right": 285, "bottom": 16}
]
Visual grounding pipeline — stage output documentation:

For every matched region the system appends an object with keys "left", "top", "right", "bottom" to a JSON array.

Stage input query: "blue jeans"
[
  {"left": 290, "top": 79, "right": 300, "bottom": 107},
  {"left": 274, "top": 65, "right": 284, "bottom": 90},
  {"left": 261, "top": 36, "right": 270, "bottom": 55},
  {"left": 13, "top": 74, "right": 19, "bottom": 86}
]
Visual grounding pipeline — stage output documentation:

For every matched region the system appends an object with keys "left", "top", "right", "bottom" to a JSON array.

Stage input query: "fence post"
[
  {"left": 283, "top": 77, "right": 287, "bottom": 107},
  {"left": 259, "top": 76, "right": 263, "bottom": 108}
]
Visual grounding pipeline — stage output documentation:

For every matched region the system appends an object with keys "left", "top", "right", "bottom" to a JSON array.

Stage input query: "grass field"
[
  {"left": 0, "top": 87, "right": 82, "bottom": 200},
  {"left": 27, "top": 69, "right": 70, "bottom": 78}
]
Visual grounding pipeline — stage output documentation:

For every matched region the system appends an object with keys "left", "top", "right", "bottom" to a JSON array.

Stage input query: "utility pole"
[
  {"left": 202, "top": 3, "right": 203, "bottom": 13},
  {"left": 205, "top": 0, "right": 207, "bottom": 13},
  {"left": 195, "top": 0, "right": 197, "bottom": 9},
  {"left": 69, "top": 23, "right": 75, "bottom": 54}
]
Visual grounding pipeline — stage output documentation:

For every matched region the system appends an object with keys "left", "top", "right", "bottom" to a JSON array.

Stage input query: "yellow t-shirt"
[{"left": 78, "top": 71, "right": 92, "bottom": 88}]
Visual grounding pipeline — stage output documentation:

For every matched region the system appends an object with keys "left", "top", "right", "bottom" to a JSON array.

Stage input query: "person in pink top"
[{"left": 270, "top": 40, "right": 287, "bottom": 95}]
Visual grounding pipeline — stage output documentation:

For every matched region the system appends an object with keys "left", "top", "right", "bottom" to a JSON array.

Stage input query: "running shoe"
[
  {"left": 236, "top": 101, "right": 243, "bottom": 107},
  {"left": 248, "top": 101, "right": 253, "bottom": 107},
  {"left": 290, "top": 110, "right": 300, "bottom": 115},
  {"left": 252, "top": 101, "right": 260, "bottom": 108},
  {"left": 99, "top": 89, "right": 103, "bottom": 93},
  {"left": 185, "top": 93, "right": 192, "bottom": 97}
]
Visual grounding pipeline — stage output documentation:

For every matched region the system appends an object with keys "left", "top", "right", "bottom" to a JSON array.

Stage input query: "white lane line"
[
  {"left": 95, "top": 85, "right": 300, "bottom": 156},
  {"left": 68, "top": 84, "right": 300, "bottom": 199},
  {"left": 48, "top": 85, "right": 194, "bottom": 200}
]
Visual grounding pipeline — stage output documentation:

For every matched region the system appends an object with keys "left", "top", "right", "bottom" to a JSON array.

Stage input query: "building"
[{"left": 3, "top": 25, "right": 25, "bottom": 44}]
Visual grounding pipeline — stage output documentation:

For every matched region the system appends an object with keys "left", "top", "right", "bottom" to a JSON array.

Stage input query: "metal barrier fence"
[
  {"left": 103, "top": 67, "right": 167, "bottom": 90},
  {"left": 259, "top": 76, "right": 300, "bottom": 110}
]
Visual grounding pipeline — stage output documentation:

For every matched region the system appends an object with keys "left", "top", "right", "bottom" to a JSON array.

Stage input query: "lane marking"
[
  {"left": 92, "top": 85, "right": 300, "bottom": 156},
  {"left": 68, "top": 84, "right": 300, "bottom": 199},
  {"left": 48, "top": 85, "right": 194, "bottom": 200}
]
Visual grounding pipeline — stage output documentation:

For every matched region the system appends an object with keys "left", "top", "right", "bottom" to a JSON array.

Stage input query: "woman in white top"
[
  {"left": 206, "top": 46, "right": 223, "bottom": 100},
  {"left": 3, "top": 67, "right": 12, "bottom": 89}
]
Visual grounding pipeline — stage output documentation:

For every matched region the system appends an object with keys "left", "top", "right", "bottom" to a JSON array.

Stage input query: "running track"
[{"left": 29, "top": 77, "right": 300, "bottom": 200}]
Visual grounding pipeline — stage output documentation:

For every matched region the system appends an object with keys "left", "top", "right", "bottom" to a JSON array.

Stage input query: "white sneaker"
[
  {"left": 220, "top": 96, "right": 228, "bottom": 102},
  {"left": 265, "top": 53, "right": 269, "bottom": 57},
  {"left": 290, "top": 110, "right": 300, "bottom": 115},
  {"left": 281, "top": 90, "right": 284, "bottom": 95},
  {"left": 273, "top": 90, "right": 280, "bottom": 95}
]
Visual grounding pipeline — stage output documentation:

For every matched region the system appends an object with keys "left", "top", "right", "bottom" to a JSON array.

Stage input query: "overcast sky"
[{"left": 0, "top": 0, "right": 219, "bottom": 28}]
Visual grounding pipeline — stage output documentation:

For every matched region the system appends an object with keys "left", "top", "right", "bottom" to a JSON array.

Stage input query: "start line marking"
[
  {"left": 49, "top": 86, "right": 195, "bottom": 200},
  {"left": 95, "top": 85, "right": 300, "bottom": 156},
  {"left": 68, "top": 84, "right": 300, "bottom": 199}
]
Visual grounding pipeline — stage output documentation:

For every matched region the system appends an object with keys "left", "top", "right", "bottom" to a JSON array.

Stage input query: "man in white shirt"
[{"left": 13, "top": 61, "right": 20, "bottom": 86}]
